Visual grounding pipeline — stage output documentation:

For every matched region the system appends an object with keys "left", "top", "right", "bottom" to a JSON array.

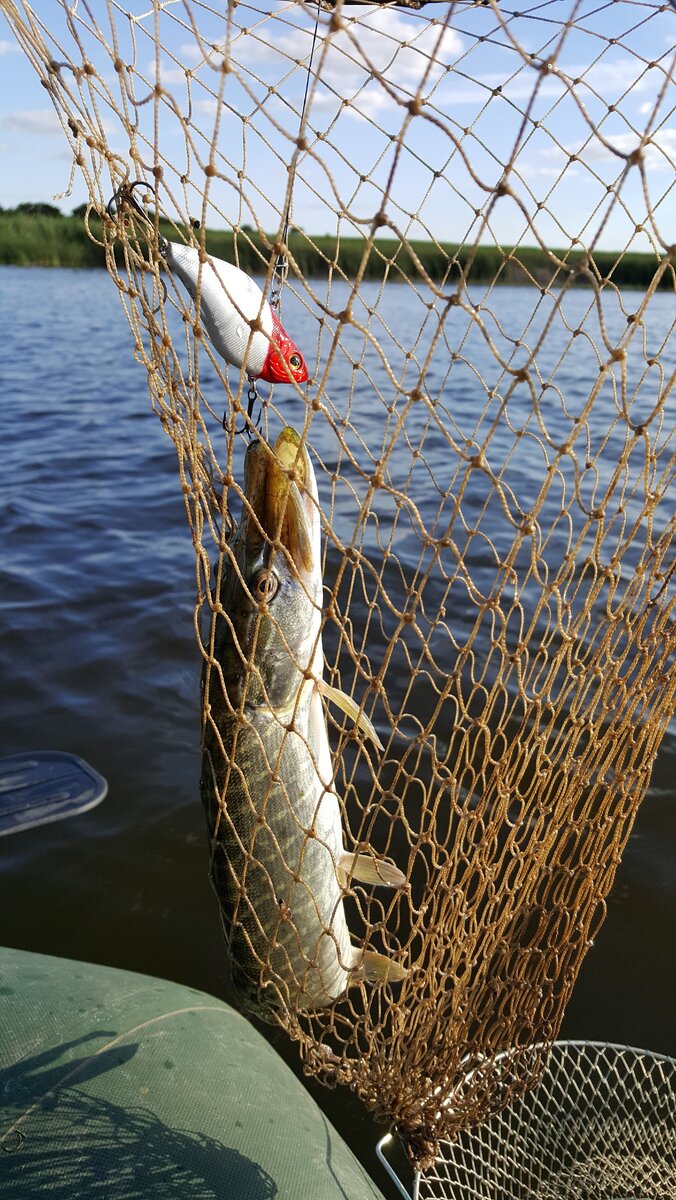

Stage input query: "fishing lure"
[
  {"left": 106, "top": 183, "right": 308, "bottom": 385},
  {"left": 162, "top": 241, "right": 308, "bottom": 385}
]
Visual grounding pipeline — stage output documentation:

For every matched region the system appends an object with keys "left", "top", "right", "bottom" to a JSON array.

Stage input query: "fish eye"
[
  {"left": 289, "top": 353, "right": 302, "bottom": 371},
  {"left": 252, "top": 569, "right": 279, "bottom": 603}
]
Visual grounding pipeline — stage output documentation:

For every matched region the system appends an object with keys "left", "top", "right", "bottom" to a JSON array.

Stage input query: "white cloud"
[
  {"left": 583, "top": 127, "right": 676, "bottom": 169},
  {"left": 516, "top": 126, "right": 675, "bottom": 177},
  {"left": 439, "top": 72, "right": 567, "bottom": 109},
  {"left": 0, "top": 39, "right": 20, "bottom": 56},
  {"left": 344, "top": 87, "right": 396, "bottom": 123},
  {"left": 178, "top": 39, "right": 205, "bottom": 64},
  {"left": 438, "top": 54, "right": 659, "bottom": 113},
  {"left": 192, "top": 9, "right": 464, "bottom": 124},
  {"left": 182, "top": 30, "right": 283, "bottom": 73},
  {"left": 561, "top": 56, "right": 651, "bottom": 93},
  {"left": 0, "top": 108, "right": 62, "bottom": 135},
  {"left": 519, "top": 163, "right": 575, "bottom": 179},
  {"left": 151, "top": 57, "right": 190, "bottom": 86},
  {"left": 315, "top": 8, "right": 463, "bottom": 122},
  {"left": 329, "top": 8, "right": 462, "bottom": 86},
  {"left": 193, "top": 97, "right": 219, "bottom": 117}
]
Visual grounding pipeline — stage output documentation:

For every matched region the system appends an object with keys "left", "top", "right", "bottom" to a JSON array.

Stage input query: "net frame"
[
  {"left": 414, "top": 1040, "right": 676, "bottom": 1199},
  {"left": 1, "top": 0, "right": 674, "bottom": 1170}
]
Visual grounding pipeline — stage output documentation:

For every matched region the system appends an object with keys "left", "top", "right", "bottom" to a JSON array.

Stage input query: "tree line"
[{"left": 0, "top": 204, "right": 671, "bottom": 290}]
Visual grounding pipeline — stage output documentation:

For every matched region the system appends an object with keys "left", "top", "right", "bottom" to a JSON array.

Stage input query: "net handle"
[{"left": 375, "top": 1133, "right": 421, "bottom": 1200}]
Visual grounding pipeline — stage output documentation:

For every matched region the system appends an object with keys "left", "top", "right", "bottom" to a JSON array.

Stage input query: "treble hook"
[
  {"left": 226, "top": 378, "right": 264, "bottom": 441},
  {"left": 106, "top": 180, "right": 169, "bottom": 312},
  {"left": 106, "top": 180, "right": 169, "bottom": 255}
]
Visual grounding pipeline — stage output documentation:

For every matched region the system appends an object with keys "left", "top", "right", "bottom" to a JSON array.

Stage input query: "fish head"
[
  {"left": 259, "top": 311, "right": 309, "bottom": 385},
  {"left": 215, "top": 428, "right": 322, "bottom": 711}
]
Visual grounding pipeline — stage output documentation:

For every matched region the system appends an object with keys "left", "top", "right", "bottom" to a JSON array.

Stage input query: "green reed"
[{"left": 0, "top": 208, "right": 671, "bottom": 290}]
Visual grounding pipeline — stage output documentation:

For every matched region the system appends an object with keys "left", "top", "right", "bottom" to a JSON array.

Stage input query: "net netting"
[
  {"left": 2, "top": 0, "right": 674, "bottom": 1172},
  {"left": 416, "top": 1041, "right": 676, "bottom": 1199}
]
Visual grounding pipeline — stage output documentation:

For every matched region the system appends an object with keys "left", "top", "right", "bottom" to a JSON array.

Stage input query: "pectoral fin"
[
  {"left": 338, "top": 851, "right": 406, "bottom": 889},
  {"left": 317, "top": 679, "right": 384, "bottom": 751},
  {"left": 353, "top": 949, "right": 408, "bottom": 985}
]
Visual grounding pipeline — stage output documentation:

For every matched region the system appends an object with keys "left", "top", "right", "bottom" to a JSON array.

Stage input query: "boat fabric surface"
[{"left": 0, "top": 946, "right": 386, "bottom": 1199}]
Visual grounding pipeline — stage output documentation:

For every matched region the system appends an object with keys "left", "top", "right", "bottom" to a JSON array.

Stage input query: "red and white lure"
[{"left": 162, "top": 241, "right": 308, "bottom": 385}]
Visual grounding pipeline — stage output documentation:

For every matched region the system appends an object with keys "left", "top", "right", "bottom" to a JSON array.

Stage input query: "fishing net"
[
  {"left": 2, "top": 0, "right": 674, "bottom": 1175},
  {"left": 412, "top": 1041, "right": 676, "bottom": 1199}
]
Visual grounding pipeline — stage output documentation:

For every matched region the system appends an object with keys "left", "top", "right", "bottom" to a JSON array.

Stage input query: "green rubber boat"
[{"left": 0, "top": 945, "right": 386, "bottom": 1199}]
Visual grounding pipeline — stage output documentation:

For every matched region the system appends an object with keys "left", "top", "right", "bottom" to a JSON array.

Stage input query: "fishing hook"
[
  {"left": 107, "top": 180, "right": 169, "bottom": 314},
  {"left": 106, "top": 180, "right": 168, "bottom": 255},
  {"left": 227, "top": 377, "right": 264, "bottom": 441}
]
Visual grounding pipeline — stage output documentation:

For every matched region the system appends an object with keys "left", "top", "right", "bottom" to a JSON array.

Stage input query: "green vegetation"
[
  {"left": 0, "top": 207, "right": 106, "bottom": 268},
  {"left": 0, "top": 205, "right": 671, "bottom": 290}
]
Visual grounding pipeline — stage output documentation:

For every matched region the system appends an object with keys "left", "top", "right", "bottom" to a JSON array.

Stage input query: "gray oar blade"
[{"left": 0, "top": 752, "right": 107, "bottom": 836}]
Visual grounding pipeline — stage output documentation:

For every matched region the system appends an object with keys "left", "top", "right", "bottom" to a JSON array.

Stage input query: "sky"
[{"left": 0, "top": 0, "right": 674, "bottom": 252}]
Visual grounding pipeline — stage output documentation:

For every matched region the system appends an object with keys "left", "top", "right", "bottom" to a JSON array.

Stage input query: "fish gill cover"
[{"left": 1, "top": 0, "right": 674, "bottom": 1177}]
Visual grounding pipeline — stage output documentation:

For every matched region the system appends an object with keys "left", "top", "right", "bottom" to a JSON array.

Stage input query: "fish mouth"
[{"left": 242, "top": 428, "right": 319, "bottom": 578}]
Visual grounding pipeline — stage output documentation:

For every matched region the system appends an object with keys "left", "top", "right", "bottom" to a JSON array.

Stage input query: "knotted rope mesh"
[{"left": 2, "top": 0, "right": 674, "bottom": 1171}]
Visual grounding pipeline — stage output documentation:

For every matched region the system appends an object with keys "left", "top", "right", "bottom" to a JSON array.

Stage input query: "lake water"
[{"left": 0, "top": 264, "right": 674, "bottom": 1196}]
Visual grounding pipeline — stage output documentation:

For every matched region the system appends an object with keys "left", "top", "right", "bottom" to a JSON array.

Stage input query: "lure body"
[{"left": 163, "top": 241, "right": 308, "bottom": 384}]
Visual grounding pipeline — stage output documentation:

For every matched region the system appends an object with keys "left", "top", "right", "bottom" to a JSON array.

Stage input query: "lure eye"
[
  {"left": 289, "top": 353, "right": 302, "bottom": 372},
  {"left": 252, "top": 569, "right": 279, "bottom": 603}
]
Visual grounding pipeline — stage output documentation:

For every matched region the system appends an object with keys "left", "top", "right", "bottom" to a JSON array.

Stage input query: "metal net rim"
[
  {"left": 396, "top": 1038, "right": 676, "bottom": 1200},
  {"left": 483, "top": 1036, "right": 676, "bottom": 1068}
]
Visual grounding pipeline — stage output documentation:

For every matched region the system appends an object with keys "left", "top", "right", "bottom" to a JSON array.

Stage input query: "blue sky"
[{"left": 1, "top": 1, "right": 673, "bottom": 252}]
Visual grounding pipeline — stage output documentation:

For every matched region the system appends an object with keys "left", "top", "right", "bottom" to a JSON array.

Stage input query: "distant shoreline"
[{"left": 0, "top": 209, "right": 672, "bottom": 290}]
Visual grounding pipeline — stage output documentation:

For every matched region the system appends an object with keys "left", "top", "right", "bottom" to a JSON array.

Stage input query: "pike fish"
[
  {"left": 162, "top": 241, "right": 308, "bottom": 384},
  {"left": 201, "top": 428, "right": 407, "bottom": 1015}
]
